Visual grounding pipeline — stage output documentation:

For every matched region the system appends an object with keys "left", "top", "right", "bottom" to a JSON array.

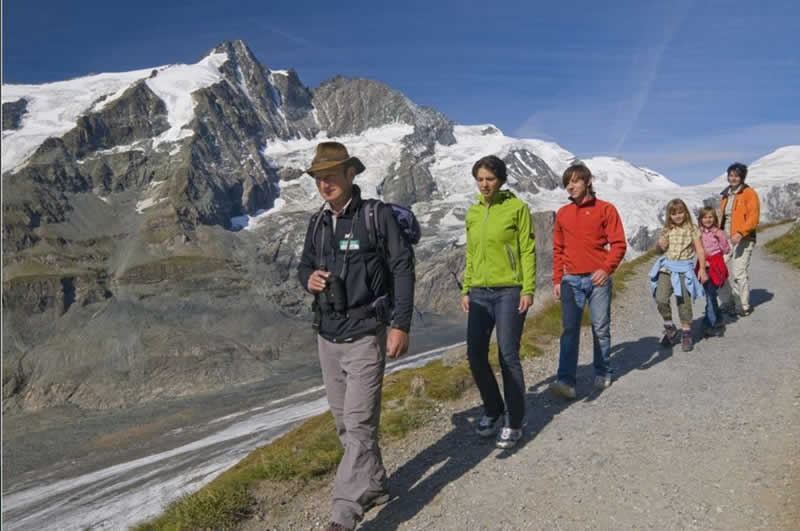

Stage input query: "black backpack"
[{"left": 310, "top": 199, "right": 421, "bottom": 261}]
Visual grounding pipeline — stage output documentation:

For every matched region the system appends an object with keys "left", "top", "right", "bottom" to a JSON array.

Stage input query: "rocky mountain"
[{"left": 2, "top": 40, "right": 798, "bottom": 413}]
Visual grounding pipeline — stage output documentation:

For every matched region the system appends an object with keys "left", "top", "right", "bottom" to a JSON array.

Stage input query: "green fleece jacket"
[{"left": 462, "top": 190, "right": 536, "bottom": 295}]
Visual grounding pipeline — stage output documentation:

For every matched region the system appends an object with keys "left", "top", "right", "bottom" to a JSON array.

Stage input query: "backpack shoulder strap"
[{"left": 362, "top": 199, "right": 383, "bottom": 251}]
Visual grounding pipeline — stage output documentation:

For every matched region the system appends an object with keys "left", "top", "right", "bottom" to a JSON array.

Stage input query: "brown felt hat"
[{"left": 305, "top": 142, "right": 366, "bottom": 176}]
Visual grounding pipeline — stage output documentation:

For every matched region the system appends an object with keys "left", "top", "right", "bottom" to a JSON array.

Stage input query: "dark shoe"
[
  {"left": 681, "top": 330, "right": 693, "bottom": 352},
  {"left": 660, "top": 324, "right": 679, "bottom": 346},
  {"left": 325, "top": 522, "right": 353, "bottom": 531},
  {"left": 593, "top": 374, "right": 612, "bottom": 389},
  {"left": 704, "top": 324, "right": 725, "bottom": 337},
  {"left": 720, "top": 304, "right": 736, "bottom": 316},
  {"left": 549, "top": 380, "right": 576, "bottom": 399},
  {"left": 738, "top": 307, "right": 752, "bottom": 317},
  {"left": 475, "top": 414, "right": 502, "bottom": 437}
]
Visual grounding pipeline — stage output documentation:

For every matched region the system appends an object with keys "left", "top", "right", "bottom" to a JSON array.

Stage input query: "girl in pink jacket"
[{"left": 697, "top": 206, "right": 730, "bottom": 335}]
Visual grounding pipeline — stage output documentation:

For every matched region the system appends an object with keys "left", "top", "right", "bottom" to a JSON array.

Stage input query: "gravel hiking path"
[{"left": 251, "top": 225, "right": 799, "bottom": 530}]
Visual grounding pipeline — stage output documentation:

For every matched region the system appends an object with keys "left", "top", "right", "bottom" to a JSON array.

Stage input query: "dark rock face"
[
  {"left": 503, "top": 149, "right": 560, "bottom": 195},
  {"left": 2, "top": 98, "right": 28, "bottom": 130},
  {"left": 62, "top": 81, "right": 170, "bottom": 158},
  {"left": 311, "top": 77, "right": 455, "bottom": 206},
  {"left": 381, "top": 141, "right": 438, "bottom": 205}
]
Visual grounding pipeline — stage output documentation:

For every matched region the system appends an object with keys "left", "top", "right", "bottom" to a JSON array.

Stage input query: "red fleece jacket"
[{"left": 552, "top": 197, "right": 627, "bottom": 284}]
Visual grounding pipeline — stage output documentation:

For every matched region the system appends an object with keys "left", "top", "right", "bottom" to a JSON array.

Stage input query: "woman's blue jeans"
[
  {"left": 557, "top": 275, "right": 612, "bottom": 387},
  {"left": 466, "top": 287, "right": 527, "bottom": 429}
]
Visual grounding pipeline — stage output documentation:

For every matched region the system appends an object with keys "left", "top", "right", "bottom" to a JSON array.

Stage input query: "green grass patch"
[
  {"left": 765, "top": 223, "right": 800, "bottom": 270},
  {"left": 1, "top": 262, "right": 90, "bottom": 284}
]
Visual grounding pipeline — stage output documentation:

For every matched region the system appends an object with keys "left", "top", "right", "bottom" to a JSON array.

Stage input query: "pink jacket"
[{"left": 700, "top": 226, "right": 730, "bottom": 256}]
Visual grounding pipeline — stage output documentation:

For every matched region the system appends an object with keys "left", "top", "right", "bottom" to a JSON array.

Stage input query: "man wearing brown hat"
[{"left": 297, "top": 142, "right": 415, "bottom": 531}]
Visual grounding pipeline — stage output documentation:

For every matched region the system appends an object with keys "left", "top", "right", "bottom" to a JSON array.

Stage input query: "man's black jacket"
[{"left": 297, "top": 185, "right": 415, "bottom": 342}]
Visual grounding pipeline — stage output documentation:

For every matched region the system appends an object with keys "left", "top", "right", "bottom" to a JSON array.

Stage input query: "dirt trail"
[{"left": 256, "top": 225, "right": 799, "bottom": 530}]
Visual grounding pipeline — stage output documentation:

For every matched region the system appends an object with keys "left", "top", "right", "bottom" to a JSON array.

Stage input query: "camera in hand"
[{"left": 324, "top": 274, "right": 348, "bottom": 314}]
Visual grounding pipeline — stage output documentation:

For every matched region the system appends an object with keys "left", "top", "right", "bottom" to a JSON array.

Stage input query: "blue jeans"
[
  {"left": 557, "top": 275, "right": 612, "bottom": 387},
  {"left": 703, "top": 280, "right": 720, "bottom": 328},
  {"left": 466, "top": 287, "right": 527, "bottom": 429}
]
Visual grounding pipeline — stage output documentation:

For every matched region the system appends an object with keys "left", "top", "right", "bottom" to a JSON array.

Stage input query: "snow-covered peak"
[
  {"left": 2, "top": 51, "right": 229, "bottom": 172},
  {"left": 431, "top": 125, "right": 578, "bottom": 198},
  {"left": 709, "top": 145, "right": 800, "bottom": 186},
  {"left": 582, "top": 156, "right": 679, "bottom": 192},
  {"left": 2, "top": 68, "right": 156, "bottom": 172},
  {"left": 145, "top": 51, "right": 228, "bottom": 146}
]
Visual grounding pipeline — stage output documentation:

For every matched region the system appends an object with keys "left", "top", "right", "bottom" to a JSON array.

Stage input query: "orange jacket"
[{"left": 720, "top": 185, "right": 760, "bottom": 239}]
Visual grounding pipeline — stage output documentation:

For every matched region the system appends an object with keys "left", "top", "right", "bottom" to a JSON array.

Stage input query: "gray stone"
[{"left": 408, "top": 375, "right": 426, "bottom": 398}]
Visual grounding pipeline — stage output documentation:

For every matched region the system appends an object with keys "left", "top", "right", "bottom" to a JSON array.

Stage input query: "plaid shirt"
[{"left": 662, "top": 224, "right": 700, "bottom": 262}]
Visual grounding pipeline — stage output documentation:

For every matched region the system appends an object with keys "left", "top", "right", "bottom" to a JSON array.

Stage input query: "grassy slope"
[{"left": 764, "top": 222, "right": 800, "bottom": 270}]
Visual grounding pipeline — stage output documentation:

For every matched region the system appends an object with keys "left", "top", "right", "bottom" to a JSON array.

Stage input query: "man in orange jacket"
[{"left": 718, "top": 162, "right": 760, "bottom": 316}]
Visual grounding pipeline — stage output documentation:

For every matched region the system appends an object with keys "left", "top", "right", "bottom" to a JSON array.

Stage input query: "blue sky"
[{"left": 3, "top": 0, "right": 798, "bottom": 185}]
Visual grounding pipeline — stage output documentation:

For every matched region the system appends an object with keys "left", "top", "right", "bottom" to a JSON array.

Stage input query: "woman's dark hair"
[
  {"left": 472, "top": 155, "right": 507, "bottom": 183},
  {"left": 727, "top": 162, "right": 748, "bottom": 181}
]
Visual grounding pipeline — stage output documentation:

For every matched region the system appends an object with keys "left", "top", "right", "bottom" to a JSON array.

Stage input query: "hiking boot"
[
  {"left": 475, "top": 414, "right": 502, "bottom": 437},
  {"left": 549, "top": 380, "right": 576, "bottom": 399},
  {"left": 738, "top": 306, "right": 752, "bottom": 317},
  {"left": 681, "top": 330, "right": 693, "bottom": 352},
  {"left": 660, "top": 324, "right": 679, "bottom": 346},
  {"left": 325, "top": 522, "right": 352, "bottom": 531},
  {"left": 496, "top": 426, "right": 523, "bottom": 449},
  {"left": 593, "top": 374, "right": 612, "bottom": 390}
]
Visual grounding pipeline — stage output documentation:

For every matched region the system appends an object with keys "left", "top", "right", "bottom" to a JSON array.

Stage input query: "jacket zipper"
[{"left": 481, "top": 202, "right": 490, "bottom": 285}]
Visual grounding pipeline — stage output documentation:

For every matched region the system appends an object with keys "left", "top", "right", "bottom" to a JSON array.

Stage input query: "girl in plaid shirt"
[{"left": 648, "top": 199, "right": 707, "bottom": 351}]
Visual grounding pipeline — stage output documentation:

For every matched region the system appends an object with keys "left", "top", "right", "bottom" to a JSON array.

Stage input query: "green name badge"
[{"left": 339, "top": 239, "right": 360, "bottom": 251}]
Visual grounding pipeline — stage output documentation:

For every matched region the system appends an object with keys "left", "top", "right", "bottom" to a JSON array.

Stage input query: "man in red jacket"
[{"left": 550, "top": 164, "right": 627, "bottom": 399}]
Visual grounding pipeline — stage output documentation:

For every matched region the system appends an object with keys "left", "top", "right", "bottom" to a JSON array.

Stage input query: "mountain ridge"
[{"left": 2, "top": 39, "right": 798, "bottom": 413}]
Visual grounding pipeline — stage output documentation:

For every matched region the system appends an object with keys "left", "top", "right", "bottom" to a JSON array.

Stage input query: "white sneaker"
[{"left": 496, "top": 427, "right": 523, "bottom": 448}]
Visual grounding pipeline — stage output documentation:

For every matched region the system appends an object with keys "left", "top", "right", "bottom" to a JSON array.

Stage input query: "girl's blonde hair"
[
  {"left": 697, "top": 206, "right": 719, "bottom": 227},
  {"left": 663, "top": 198, "right": 695, "bottom": 230}
]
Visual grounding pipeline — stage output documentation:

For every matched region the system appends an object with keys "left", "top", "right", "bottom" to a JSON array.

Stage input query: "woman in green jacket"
[{"left": 461, "top": 155, "right": 535, "bottom": 449}]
